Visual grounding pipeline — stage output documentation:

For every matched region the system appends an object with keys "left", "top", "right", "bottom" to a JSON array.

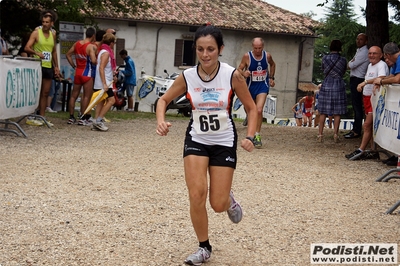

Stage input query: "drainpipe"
[
  {"left": 154, "top": 26, "right": 163, "bottom": 76},
  {"left": 296, "top": 38, "right": 306, "bottom": 102}
]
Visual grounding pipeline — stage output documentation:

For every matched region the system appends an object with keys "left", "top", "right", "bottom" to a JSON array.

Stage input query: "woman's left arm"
[{"left": 232, "top": 70, "right": 256, "bottom": 151}]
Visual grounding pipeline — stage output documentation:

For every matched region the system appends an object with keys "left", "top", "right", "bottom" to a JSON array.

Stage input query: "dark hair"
[
  {"left": 85, "top": 27, "right": 95, "bottom": 38},
  {"left": 40, "top": 10, "right": 57, "bottom": 22},
  {"left": 329, "top": 39, "right": 342, "bottom": 52},
  {"left": 96, "top": 30, "right": 106, "bottom": 42},
  {"left": 119, "top": 49, "right": 128, "bottom": 56},
  {"left": 194, "top": 24, "right": 224, "bottom": 51}
]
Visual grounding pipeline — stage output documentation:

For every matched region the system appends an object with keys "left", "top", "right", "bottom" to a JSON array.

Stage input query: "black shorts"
[
  {"left": 42, "top": 67, "right": 54, "bottom": 79},
  {"left": 93, "top": 88, "right": 114, "bottom": 98},
  {"left": 183, "top": 137, "right": 237, "bottom": 169}
]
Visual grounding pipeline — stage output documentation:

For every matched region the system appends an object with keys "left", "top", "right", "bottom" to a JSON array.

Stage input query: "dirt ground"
[{"left": 0, "top": 116, "right": 399, "bottom": 266}]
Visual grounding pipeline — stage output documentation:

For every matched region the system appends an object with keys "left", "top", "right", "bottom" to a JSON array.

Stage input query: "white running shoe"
[
  {"left": 227, "top": 191, "right": 243, "bottom": 223},
  {"left": 26, "top": 117, "right": 43, "bottom": 126},
  {"left": 45, "top": 107, "right": 57, "bottom": 113},
  {"left": 184, "top": 247, "right": 211, "bottom": 265},
  {"left": 92, "top": 121, "right": 108, "bottom": 131}
]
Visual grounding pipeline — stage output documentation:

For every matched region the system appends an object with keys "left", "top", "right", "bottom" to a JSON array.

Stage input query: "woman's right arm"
[{"left": 156, "top": 74, "right": 186, "bottom": 136}]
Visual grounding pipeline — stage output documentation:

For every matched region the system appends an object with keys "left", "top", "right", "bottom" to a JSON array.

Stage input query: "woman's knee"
[
  {"left": 188, "top": 187, "right": 208, "bottom": 205},
  {"left": 210, "top": 196, "right": 229, "bottom": 213}
]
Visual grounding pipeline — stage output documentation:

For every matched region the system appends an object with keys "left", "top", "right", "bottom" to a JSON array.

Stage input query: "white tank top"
[
  {"left": 94, "top": 49, "right": 113, "bottom": 89},
  {"left": 183, "top": 62, "right": 237, "bottom": 147}
]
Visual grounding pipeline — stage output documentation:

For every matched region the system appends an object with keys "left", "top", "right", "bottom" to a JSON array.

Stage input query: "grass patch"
[
  {"left": 45, "top": 110, "right": 191, "bottom": 121},
  {"left": 45, "top": 110, "right": 249, "bottom": 124}
]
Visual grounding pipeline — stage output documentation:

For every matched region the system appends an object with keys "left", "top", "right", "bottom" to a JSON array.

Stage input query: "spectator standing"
[
  {"left": 119, "top": 49, "right": 137, "bottom": 111},
  {"left": 25, "top": 10, "right": 60, "bottom": 125},
  {"left": 373, "top": 42, "right": 400, "bottom": 85},
  {"left": 95, "top": 29, "right": 106, "bottom": 54},
  {"left": 156, "top": 24, "right": 257, "bottom": 265},
  {"left": 92, "top": 33, "right": 117, "bottom": 131},
  {"left": 66, "top": 27, "right": 97, "bottom": 125},
  {"left": 344, "top": 33, "right": 369, "bottom": 139},
  {"left": 238, "top": 37, "right": 276, "bottom": 148},
  {"left": 346, "top": 46, "right": 389, "bottom": 160},
  {"left": 317, "top": 40, "right": 347, "bottom": 143}
]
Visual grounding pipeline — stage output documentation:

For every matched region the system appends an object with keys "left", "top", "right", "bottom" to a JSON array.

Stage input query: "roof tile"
[{"left": 96, "top": 0, "right": 319, "bottom": 36}]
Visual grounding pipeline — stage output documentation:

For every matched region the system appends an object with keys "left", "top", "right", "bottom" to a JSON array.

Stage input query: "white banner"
[
  {"left": 263, "top": 95, "right": 277, "bottom": 121},
  {"left": 232, "top": 94, "right": 277, "bottom": 121},
  {"left": 136, "top": 74, "right": 166, "bottom": 112},
  {"left": 0, "top": 58, "right": 42, "bottom": 119},
  {"left": 371, "top": 84, "right": 400, "bottom": 155}
]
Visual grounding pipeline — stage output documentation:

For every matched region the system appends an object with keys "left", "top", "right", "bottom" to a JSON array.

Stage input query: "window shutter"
[
  {"left": 116, "top": 38, "right": 125, "bottom": 67},
  {"left": 174, "top": 39, "right": 184, "bottom": 66}
]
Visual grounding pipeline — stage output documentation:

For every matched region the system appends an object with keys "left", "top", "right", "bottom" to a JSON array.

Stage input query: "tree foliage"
[
  {"left": 0, "top": 0, "right": 148, "bottom": 52},
  {"left": 313, "top": 0, "right": 364, "bottom": 84}
]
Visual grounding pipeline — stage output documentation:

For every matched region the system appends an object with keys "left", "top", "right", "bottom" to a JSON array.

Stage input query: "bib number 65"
[{"left": 193, "top": 110, "right": 228, "bottom": 134}]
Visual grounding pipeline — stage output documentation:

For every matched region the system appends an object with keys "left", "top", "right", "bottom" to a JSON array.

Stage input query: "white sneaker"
[
  {"left": 92, "top": 121, "right": 108, "bottom": 131},
  {"left": 184, "top": 247, "right": 211, "bottom": 265},
  {"left": 26, "top": 117, "right": 43, "bottom": 126},
  {"left": 227, "top": 191, "right": 243, "bottom": 223},
  {"left": 45, "top": 107, "right": 57, "bottom": 113}
]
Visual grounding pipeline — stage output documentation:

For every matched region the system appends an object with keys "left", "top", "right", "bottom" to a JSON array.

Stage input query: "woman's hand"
[
  {"left": 156, "top": 121, "right": 172, "bottom": 136},
  {"left": 241, "top": 138, "right": 254, "bottom": 152}
]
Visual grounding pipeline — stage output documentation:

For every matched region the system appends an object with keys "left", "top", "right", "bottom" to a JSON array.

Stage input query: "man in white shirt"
[
  {"left": 345, "top": 33, "right": 369, "bottom": 139},
  {"left": 345, "top": 46, "right": 389, "bottom": 160}
]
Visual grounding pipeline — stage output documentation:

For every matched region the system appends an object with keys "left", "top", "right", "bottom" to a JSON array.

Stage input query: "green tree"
[
  {"left": 0, "top": 0, "right": 148, "bottom": 53},
  {"left": 313, "top": 0, "right": 364, "bottom": 85},
  {"left": 313, "top": 0, "right": 364, "bottom": 118}
]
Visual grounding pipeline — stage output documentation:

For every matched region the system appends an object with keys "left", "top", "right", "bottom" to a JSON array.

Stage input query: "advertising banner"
[
  {"left": 371, "top": 84, "right": 400, "bottom": 155},
  {"left": 263, "top": 95, "right": 277, "bottom": 121},
  {"left": 0, "top": 58, "right": 42, "bottom": 119},
  {"left": 136, "top": 74, "right": 166, "bottom": 112}
]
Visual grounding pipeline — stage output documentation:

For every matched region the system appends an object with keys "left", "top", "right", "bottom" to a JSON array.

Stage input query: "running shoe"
[
  {"left": 83, "top": 119, "right": 93, "bottom": 126},
  {"left": 77, "top": 119, "right": 85, "bottom": 126},
  {"left": 92, "top": 121, "right": 108, "bottom": 131},
  {"left": 68, "top": 117, "right": 76, "bottom": 124},
  {"left": 26, "top": 117, "right": 43, "bottom": 126},
  {"left": 362, "top": 151, "right": 380, "bottom": 160},
  {"left": 242, "top": 117, "right": 248, "bottom": 126},
  {"left": 253, "top": 135, "right": 262, "bottom": 148},
  {"left": 43, "top": 120, "right": 54, "bottom": 127},
  {"left": 184, "top": 247, "right": 211, "bottom": 265},
  {"left": 345, "top": 149, "right": 363, "bottom": 160},
  {"left": 45, "top": 107, "right": 57, "bottom": 113},
  {"left": 227, "top": 191, "right": 243, "bottom": 224}
]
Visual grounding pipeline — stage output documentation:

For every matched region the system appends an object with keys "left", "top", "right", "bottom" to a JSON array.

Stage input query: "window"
[
  {"left": 174, "top": 39, "right": 195, "bottom": 67},
  {"left": 116, "top": 38, "right": 125, "bottom": 67}
]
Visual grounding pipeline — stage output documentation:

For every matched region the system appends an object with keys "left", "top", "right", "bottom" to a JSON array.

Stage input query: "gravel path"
[{"left": 0, "top": 117, "right": 399, "bottom": 265}]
